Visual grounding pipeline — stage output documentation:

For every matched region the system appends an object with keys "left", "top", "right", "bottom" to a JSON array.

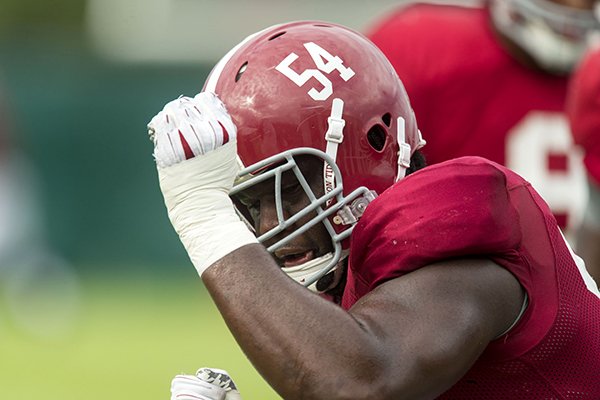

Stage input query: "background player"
[
  {"left": 567, "top": 44, "right": 600, "bottom": 290},
  {"left": 0, "top": 83, "right": 80, "bottom": 340},
  {"left": 366, "top": 0, "right": 600, "bottom": 279},
  {"left": 150, "top": 22, "right": 600, "bottom": 399}
]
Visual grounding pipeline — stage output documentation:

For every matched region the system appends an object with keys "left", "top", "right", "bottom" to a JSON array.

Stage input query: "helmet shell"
[{"left": 204, "top": 20, "right": 422, "bottom": 197}]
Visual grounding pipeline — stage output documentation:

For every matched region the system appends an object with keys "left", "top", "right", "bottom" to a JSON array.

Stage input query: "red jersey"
[
  {"left": 342, "top": 157, "right": 600, "bottom": 398},
  {"left": 367, "top": 3, "right": 587, "bottom": 235},
  {"left": 567, "top": 46, "right": 600, "bottom": 185}
]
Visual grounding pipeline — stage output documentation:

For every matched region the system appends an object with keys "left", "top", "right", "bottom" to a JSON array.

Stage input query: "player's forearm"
[{"left": 203, "top": 244, "right": 402, "bottom": 400}]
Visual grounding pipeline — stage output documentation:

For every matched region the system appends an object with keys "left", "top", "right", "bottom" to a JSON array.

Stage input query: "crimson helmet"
[{"left": 203, "top": 21, "right": 425, "bottom": 289}]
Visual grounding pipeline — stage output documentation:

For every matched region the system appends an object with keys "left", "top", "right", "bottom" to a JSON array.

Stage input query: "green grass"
[{"left": 0, "top": 270, "right": 280, "bottom": 399}]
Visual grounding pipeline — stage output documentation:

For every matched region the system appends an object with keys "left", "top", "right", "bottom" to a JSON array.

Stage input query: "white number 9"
[{"left": 506, "top": 112, "right": 588, "bottom": 238}]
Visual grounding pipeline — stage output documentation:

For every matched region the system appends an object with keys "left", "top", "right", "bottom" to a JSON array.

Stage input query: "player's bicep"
[{"left": 348, "top": 259, "right": 525, "bottom": 398}]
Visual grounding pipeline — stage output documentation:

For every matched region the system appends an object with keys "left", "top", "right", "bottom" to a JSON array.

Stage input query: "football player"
[
  {"left": 367, "top": 0, "right": 600, "bottom": 280},
  {"left": 567, "top": 45, "right": 600, "bottom": 296},
  {"left": 150, "top": 21, "right": 600, "bottom": 399}
]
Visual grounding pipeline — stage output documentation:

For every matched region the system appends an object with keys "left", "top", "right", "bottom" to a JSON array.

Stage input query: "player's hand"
[
  {"left": 148, "top": 92, "right": 237, "bottom": 168},
  {"left": 170, "top": 368, "right": 242, "bottom": 400},
  {"left": 148, "top": 92, "right": 258, "bottom": 277}
]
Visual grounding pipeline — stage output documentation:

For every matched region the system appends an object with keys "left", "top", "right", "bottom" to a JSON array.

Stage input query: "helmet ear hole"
[
  {"left": 381, "top": 113, "right": 392, "bottom": 127},
  {"left": 367, "top": 124, "right": 387, "bottom": 152}
]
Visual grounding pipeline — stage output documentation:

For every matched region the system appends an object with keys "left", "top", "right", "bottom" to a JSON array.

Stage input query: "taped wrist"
[{"left": 158, "top": 142, "right": 258, "bottom": 276}]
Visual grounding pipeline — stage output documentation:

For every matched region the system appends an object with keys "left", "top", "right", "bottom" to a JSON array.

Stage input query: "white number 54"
[{"left": 276, "top": 42, "right": 355, "bottom": 101}]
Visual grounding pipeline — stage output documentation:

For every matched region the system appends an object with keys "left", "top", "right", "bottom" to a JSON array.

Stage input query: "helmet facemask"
[
  {"left": 490, "top": 0, "right": 600, "bottom": 74},
  {"left": 230, "top": 148, "right": 376, "bottom": 291}
]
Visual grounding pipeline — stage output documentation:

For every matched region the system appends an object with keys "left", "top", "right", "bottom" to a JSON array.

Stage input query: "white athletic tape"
[{"left": 159, "top": 142, "right": 258, "bottom": 276}]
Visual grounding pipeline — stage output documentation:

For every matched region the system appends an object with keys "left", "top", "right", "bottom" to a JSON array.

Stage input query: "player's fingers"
[
  {"left": 171, "top": 374, "right": 227, "bottom": 400},
  {"left": 224, "top": 390, "right": 243, "bottom": 400}
]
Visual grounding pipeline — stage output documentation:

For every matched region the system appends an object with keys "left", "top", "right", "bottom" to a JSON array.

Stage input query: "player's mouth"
[{"left": 276, "top": 249, "right": 316, "bottom": 268}]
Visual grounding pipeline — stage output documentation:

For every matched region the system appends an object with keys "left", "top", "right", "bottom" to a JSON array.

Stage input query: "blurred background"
[{"left": 0, "top": 0, "right": 420, "bottom": 398}]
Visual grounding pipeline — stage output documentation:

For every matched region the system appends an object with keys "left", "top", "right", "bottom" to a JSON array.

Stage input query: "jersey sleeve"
[
  {"left": 342, "top": 156, "right": 567, "bottom": 358},
  {"left": 343, "top": 157, "right": 522, "bottom": 305}
]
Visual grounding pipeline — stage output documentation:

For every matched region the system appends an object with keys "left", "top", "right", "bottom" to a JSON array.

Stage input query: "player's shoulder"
[
  {"left": 398, "top": 156, "right": 525, "bottom": 195},
  {"left": 358, "top": 156, "right": 531, "bottom": 240},
  {"left": 362, "top": 156, "right": 525, "bottom": 232},
  {"left": 426, "top": 155, "right": 521, "bottom": 175},
  {"left": 419, "top": 154, "right": 505, "bottom": 172},
  {"left": 345, "top": 156, "right": 526, "bottom": 307}
]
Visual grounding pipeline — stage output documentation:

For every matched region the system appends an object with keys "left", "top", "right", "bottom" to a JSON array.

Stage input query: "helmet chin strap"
[
  {"left": 294, "top": 101, "right": 417, "bottom": 293},
  {"left": 287, "top": 97, "right": 347, "bottom": 292},
  {"left": 396, "top": 116, "right": 412, "bottom": 181},
  {"left": 281, "top": 251, "right": 348, "bottom": 292},
  {"left": 324, "top": 98, "right": 345, "bottom": 201},
  {"left": 323, "top": 100, "right": 422, "bottom": 189}
]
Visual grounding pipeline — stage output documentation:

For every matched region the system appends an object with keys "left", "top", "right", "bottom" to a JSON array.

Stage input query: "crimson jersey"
[
  {"left": 366, "top": 3, "right": 587, "bottom": 234},
  {"left": 342, "top": 157, "right": 600, "bottom": 398}
]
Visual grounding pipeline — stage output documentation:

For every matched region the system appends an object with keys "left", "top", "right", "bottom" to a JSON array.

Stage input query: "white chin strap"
[
  {"left": 282, "top": 253, "right": 334, "bottom": 292},
  {"left": 324, "top": 100, "right": 423, "bottom": 186},
  {"left": 396, "top": 117, "right": 412, "bottom": 181},
  {"left": 323, "top": 98, "right": 345, "bottom": 200},
  {"left": 277, "top": 100, "right": 347, "bottom": 292},
  {"left": 282, "top": 251, "right": 348, "bottom": 292}
]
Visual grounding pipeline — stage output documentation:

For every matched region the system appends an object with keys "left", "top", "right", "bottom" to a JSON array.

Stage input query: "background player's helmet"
[
  {"left": 203, "top": 21, "right": 425, "bottom": 289},
  {"left": 489, "top": 0, "right": 600, "bottom": 74}
]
